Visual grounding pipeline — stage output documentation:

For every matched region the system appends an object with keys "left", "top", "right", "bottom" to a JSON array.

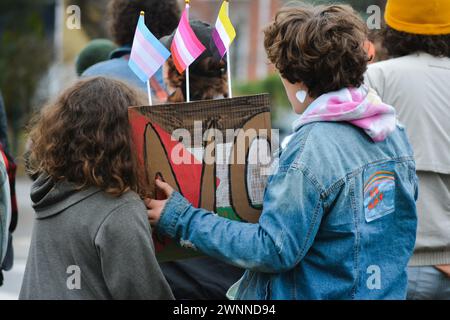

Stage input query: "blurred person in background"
[
  {"left": 75, "top": 39, "right": 117, "bottom": 76},
  {"left": 154, "top": 21, "right": 244, "bottom": 300},
  {"left": 0, "top": 90, "right": 17, "bottom": 288},
  {"left": 0, "top": 141, "right": 13, "bottom": 287},
  {"left": 365, "top": 0, "right": 450, "bottom": 300},
  {"left": 0, "top": 92, "right": 9, "bottom": 154},
  {"left": 163, "top": 24, "right": 229, "bottom": 103},
  {"left": 82, "top": 0, "right": 180, "bottom": 103},
  {"left": 0, "top": 90, "right": 9, "bottom": 285},
  {"left": 367, "top": 30, "right": 389, "bottom": 63}
]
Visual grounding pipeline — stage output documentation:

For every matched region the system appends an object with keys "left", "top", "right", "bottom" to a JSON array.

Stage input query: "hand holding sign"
[{"left": 145, "top": 179, "right": 174, "bottom": 226}]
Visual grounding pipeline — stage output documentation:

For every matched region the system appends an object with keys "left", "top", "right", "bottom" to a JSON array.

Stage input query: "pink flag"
[{"left": 170, "top": 5, "right": 206, "bottom": 73}]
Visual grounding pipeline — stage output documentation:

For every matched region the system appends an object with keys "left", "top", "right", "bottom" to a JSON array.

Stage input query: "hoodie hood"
[
  {"left": 31, "top": 174, "right": 101, "bottom": 219},
  {"left": 293, "top": 86, "right": 397, "bottom": 142}
]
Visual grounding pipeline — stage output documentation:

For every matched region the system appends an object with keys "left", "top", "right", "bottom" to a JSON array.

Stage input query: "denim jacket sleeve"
[{"left": 158, "top": 166, "right": 324, "bottom": 273}]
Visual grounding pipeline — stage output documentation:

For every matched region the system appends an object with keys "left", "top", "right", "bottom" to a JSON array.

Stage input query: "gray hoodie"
[{"left": 20, "top": 175, "right": 174, "bottom": 300}]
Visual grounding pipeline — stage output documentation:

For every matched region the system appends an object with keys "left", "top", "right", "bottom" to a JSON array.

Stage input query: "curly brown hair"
[
  {"left": 264, "top": 4, "right": 369, "bottom": 98},
  {"left": 29, "top": 77, "right": 147, "bottom": 197},
  {"left": 165, "top": 57, "right": 228, "bottom": 103},
  {"left": 108, "top": 0, "right": 181, "bottom": 46},
  {"left": 382, "top": 26, "right": 450, "bottom": 58}
]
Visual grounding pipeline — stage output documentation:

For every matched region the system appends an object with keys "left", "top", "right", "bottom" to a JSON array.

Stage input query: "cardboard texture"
[{"left": 129, "top": 94, "right": 272, "bottom": 261}]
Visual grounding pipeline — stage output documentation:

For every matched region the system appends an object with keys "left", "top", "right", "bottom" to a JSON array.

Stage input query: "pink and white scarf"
[{"left": 293, "top": 86, "right": 397, "bottom": 142}]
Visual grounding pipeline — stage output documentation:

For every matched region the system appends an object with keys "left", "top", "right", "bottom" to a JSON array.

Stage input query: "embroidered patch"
[{"left": 363, "top": 163, "right": 396, "bottom": 222}]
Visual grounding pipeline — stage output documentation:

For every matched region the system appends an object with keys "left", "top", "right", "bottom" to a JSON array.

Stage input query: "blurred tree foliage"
[
  {"left": 0, "top": 0, "right": 54, "bottom": 155},
  {"left": 236, "top": 74, "right": 290, "bottom": 117}
]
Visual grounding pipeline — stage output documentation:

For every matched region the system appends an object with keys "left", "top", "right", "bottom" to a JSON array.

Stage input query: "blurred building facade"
[
  {"left": 189, "top": 0, "right": 281, "bottom": 82},
  {"left": 45, "top": 0, "right": 283, "bottom": 96}
]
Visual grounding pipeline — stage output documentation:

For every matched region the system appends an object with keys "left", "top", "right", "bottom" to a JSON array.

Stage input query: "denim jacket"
[{"left": 158, "top": 121, "right": 418, "bottom": 300}]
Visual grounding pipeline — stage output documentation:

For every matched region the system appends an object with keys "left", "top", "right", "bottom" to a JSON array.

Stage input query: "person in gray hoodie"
[{"left": 20, "top": 77, "right": 174, "bottom": 300}]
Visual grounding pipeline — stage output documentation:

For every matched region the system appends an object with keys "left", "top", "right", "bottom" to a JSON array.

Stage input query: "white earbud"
[{"left": 296, "top": 90, "right": 307, "bottom": 103}]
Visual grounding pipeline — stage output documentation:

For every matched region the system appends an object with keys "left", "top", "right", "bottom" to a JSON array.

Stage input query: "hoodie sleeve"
[{"left": 95, "top": 197, "right": 174, "bottom": 300}]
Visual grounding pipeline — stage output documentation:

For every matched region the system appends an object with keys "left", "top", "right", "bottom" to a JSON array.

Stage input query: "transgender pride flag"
[
  {"left": 129, "top": 12, "right": 171, "bottom": 82},
  {"left": 170, "top": 5, "right": 206, "bottom": 74}
]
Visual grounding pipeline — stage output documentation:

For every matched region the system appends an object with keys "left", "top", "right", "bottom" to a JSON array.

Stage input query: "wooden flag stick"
[
  {"left": 186, "top": 0, "right": 191, "bottom": 102},
  {"left": 226, "top": 1, "right": 232, "bottom": 98},
  {"left": 227, "top": 50, "right": 232, "bottom": 98},
  {"left": 186, "top": 67, "right": 191, "bottom": 102},
  {"left": 141, "top": 11, "right": 153, "bottom": 106}
]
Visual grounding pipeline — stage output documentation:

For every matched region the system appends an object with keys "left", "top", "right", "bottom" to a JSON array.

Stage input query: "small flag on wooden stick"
[
  {"left": 129, "top": 12, "right": 171, "bottom": 82},
  {"left": 170, "top": 4, "right": 206, "bottom": 74},
  {"left": 212, "top": 0, "right": 236, "bottom": 58},
  {"left": 129, "top": 11, "right": 171, "bottom": 105},
  {"left": 213, "top": 0, "right": 236, "bottom": 98}
]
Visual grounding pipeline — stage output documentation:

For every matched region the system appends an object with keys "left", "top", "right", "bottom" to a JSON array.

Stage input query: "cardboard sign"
[{"left": 129, "top": 94, "right": 272, "bottom": 261}]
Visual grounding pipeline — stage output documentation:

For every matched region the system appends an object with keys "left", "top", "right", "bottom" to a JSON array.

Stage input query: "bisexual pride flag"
[
  {"left": 129, "top": 12, "right": 171, "bottom": 82},
  {"left": 170, "top": 5, "right": 206, "bottom": 74},
  {"left": 212, "top": 1, "right": 236, "bottom": 58}
]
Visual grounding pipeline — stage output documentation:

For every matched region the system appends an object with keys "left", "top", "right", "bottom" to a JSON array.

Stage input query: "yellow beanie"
[{"left": 385, "top": 0, "right": 450, "bottom": 35}]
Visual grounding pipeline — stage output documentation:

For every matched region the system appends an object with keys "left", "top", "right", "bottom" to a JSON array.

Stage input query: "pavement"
[{"left": 0, "top": 177, "right": 34, "bottom": 300}]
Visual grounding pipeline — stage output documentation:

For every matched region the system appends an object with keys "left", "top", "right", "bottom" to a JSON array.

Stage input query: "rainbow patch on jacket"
[{"left": 363, "top": 163, "right": 396, "bottom": 222}]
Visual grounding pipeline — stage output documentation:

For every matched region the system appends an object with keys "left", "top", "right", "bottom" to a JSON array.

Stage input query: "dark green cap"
[{"left": 75, "top": 39, "right": 117, "bottom": 76}]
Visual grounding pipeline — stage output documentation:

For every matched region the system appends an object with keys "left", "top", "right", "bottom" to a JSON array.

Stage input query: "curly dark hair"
[
  {"left": 108, "top": 0, "right": 181, "bottom": 46},
  {"left": 29, "top": 77, "right": 147, "bottom": 196},
  {"left": 165, "top": 56, "right": 228, "bottom": 103},
  {"left": 264, "top": 4, "right": 369, "bottom": 98},
  {"left": 382, "top": 26, "right": 450, "bottom": 58}
]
